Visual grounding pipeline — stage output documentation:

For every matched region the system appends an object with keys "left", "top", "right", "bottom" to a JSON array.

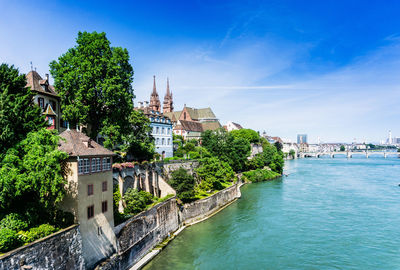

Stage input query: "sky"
[{"left": 1, "top": 0, "right": 400, "bottom": 143}]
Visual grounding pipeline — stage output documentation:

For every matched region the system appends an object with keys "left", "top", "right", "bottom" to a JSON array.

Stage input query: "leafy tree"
[
  {"left": 289, "top": 149, "right": 296, "bottom": 158},
  {"left": 50, "top": 31, "right": 134, "bottom": 146},
  {"left": 269, "top": 152, "right": 284, "bottom": 174},
  {"left": 0, "top": 129, "right": 68, "bottom": 224},
  {"left": 340, "top": 145, "right": 346, "bottom": 151},
  {"left": 274, "top": 141, "right": 283, "bottom": 152},
  {"left": 201, "top": 129, "right": 251, "bottom": 172},
  {"left": 0, "top": 64, "right": 47, "bottom": 157},
  {"left": 230, "top": 129, "right": 260, "bottom": 143},
  {"left": 122, "top": 110, "right": 154, "bottom": 161},
  {"left": 169, "top": 168, "right": 196, "bottom": 202},
  {"left": 196, "top": 157, "right": 235, "bottom": 191},
  {"left": 123, "top": 189, "right": 154, "bottom": 215}
]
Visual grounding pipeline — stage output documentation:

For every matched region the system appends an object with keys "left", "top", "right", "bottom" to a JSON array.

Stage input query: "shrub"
[
  {"left": 0, "top": 228, "right": 22, "bottom": 252},
  {"left": 18, "top": 224, "right": 57, "bottom": 243},
  {"left": 242, "top": 169, "right": 280, "bottom": 182},
  {"left": 123, "top": 189, "right": 155, "bottom": 215},
  {"left": 196, "top": 157, "right": 235, "bottom": 192},
  {"left": 168, "top": 168, "right": 196, "bottom": 203},
  {"left": 0, "top": 213, "right": 28, "bottom": 231}
]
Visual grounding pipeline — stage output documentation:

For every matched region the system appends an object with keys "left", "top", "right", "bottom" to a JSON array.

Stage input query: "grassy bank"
[{"left": 242, "top": 168, "right": 281, "bottom": 182}]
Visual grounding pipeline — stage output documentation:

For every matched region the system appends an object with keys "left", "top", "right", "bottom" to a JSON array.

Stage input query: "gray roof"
[{"left": 59, "top": 129, "right": 115, "bottom": 157}]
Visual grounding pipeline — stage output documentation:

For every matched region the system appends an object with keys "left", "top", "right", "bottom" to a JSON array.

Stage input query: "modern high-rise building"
[{"left": 297, "top": 134, "right": 308, "bottom": 144}]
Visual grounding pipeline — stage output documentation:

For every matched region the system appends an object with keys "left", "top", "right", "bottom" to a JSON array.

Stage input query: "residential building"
[
  {"left": 165, "top": 105, "right": 222, "bottom": 139},
  {"left": 225, "top": 121, "right": 243, "bottom": 131},
  {"left": 26, "top": 70, "right": 66, "bottom": 131},
  {"left": 299, "top": 143, "right": 309, "bottom": 152},
  {"left": 136, "top": 76, "right": 173, "bottom": 158},
  {"left": 58, "top": 129, "right": 116, "bottom": 269},
  {"left": 297, "top": 134, "right": 308, "bottom": 144}
]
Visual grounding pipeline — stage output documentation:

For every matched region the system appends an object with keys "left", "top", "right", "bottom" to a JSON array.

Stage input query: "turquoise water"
[{"left": 143, "top": 157, "right": 400, "bottom": 270}]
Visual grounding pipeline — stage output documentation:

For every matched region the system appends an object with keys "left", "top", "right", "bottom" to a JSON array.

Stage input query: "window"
[
  {"left": 156, "top": 127, "right": 159, "bottom": 134},
  {"left": 78, "top": 159, "right": 84, "bottom": 174},
  {"left": 162, "top": 138, "right": 165, "bottom": 145},
  {"left": 102, "top": 181, "right": 107, "bottom": 192},
  {"left": 168, "top": 138, "right": 170, "bottom": 145},
  {"left": 162, "top": 127, "right": 165, "bottom": 134},
  {"left": 84, "top": 158, "right": 90, "bottom": 174},
  {"left": 91, "top": 158, "right": 97, "bottom": 172},
  {"left": 96, "top": 158, "right": 101, "bottom": 171},
  {"left": 88, "top": 184, "right": 94, "bottom": 196},
  {"left": 87, "top": 205, "right": 94, "bottom": 219},
  {"left": 102, "top": 157, "right": 111, "bottom": 171},
  {"left": 184, "top": 112, "right": 186, "bottom": 120},
  {"left": 38, "top": 98, "right": 44, "bottom": 109},
  {"left": 78, "top": 158, "right": 90, "bottom": 174},
  {"left": 156, "top": 138, "right": 159, "bottom": 145},
  {"left": 102, "top": 201, "right": 108, "bottom": 213}
]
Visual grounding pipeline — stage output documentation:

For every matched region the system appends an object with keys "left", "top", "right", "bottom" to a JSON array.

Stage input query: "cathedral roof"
[
  {"left": 176, "top": 120, "right": 203, "bottom": 132},
  {"left": 201, "top": 121, "right": 221, "bottom": 131},
  {"left": 176, "top": 107, "right": 217, "bottom": 121}
]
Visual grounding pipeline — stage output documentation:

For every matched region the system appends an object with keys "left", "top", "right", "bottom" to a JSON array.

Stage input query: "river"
[{"left": 143, "top": 157, "right": 400, "bottom": 270}]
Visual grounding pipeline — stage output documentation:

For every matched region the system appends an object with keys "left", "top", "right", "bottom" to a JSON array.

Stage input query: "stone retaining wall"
[
  {"left": 180, "top": 182, "right": 241, "bottom": 225},
  {"left": 162, "top": 160, "right": 199, "bottom": 179},
  {"left": 0, "top": 225, "right": 84, "bottom": 270},
  {"left": 97, "top": 198, "right": 180, "bottom": 270}
]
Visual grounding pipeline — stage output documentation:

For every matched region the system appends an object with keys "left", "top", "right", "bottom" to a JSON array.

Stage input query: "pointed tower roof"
[
  {"left": 152, "top": 75, "right": 157, "bottom": 95},
  {"left": 166, "top": 77, "right": 171, "bottom": 96}
]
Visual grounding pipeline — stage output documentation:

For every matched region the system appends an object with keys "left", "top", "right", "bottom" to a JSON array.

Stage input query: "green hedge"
[{"left": 242, "top": 169, "right": 280, "bottom": 182}]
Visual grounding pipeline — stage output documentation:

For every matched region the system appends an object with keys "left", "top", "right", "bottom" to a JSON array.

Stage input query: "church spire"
[
  {"left": 163, "top": 77, "right": 174, "bottom": 113},
  {"left": 150, "top": 75, "right": 161, "bottom": 112}
]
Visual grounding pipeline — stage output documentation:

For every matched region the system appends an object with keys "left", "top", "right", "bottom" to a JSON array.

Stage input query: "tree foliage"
[
  {"left": 122, "top": 110, "right": 154, "bottom": 161},
  {"left": 196, "top": 157, "right": 235, "bottom": 191},
  {"left": 123, "top": 188, "right": 154, "bottom": 215},
  {"left": 230, "top": 129, "right": 260, "bottom": 143},
  {"left": 168, "top": 168, "right": 196, "bottom": 202},
  {"left": 0, "top": 129, "right": 68, "bottom": 224},
  {"left": 201, "top": 129, "right": 251, "bottom": 172},
  {"left": 50, "top": 31, "right": 134, "bottom": 146},
  {"left": 0, "top": 64, "right": 46, "bottom": 157}
]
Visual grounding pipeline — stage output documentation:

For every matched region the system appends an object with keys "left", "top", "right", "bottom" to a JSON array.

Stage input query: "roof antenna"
[{"left": 30, "top": 61, "right": 33, "bottom": 71}]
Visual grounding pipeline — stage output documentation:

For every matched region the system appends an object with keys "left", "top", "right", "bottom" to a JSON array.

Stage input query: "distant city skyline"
[{"left": 1, "top": 0, "right": 400, "bottom": 143}]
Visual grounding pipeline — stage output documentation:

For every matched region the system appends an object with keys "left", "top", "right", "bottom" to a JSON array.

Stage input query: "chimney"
[
  {"left": 138, "top": 101, "right": 143, "bottom": 108},
  {"left": 144, "top": 101, "right": 149, "bottom": 107},
  {"left": 45, "top": 74, "right": 49, "bottom": 81}
]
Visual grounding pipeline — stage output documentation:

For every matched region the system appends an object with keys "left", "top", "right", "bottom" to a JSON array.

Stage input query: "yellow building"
[{"left": 58, "top": 129, "right": 117, "bottom": 268}]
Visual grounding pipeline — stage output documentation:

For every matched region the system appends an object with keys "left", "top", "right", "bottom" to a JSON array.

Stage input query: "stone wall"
[
  {"left": 162, "top": 160, "right": 199, "bottom": 179},
  {"left": 97, "top": 197, "right": 180, "bottom": 270},
  {"left": 180, "top": 182, "right": 241, "bottom": 225},
  {"left": 0, "top": 225, "right": 84, "bottom": 270}
]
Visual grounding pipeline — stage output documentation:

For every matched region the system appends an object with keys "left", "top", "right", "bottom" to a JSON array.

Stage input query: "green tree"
[
  {"left": 269, "top": 152, "right": 284, "bottom": 174},
  {"left": 340, "top": 145, "right": 346, "bottom": 151},
  {"left": 123, "top": 189, "right": 154, "bottom": 215},
  {"left": 289, "top": 149, "right": 296, "bottom": 158},
  {"left": 168, "top": 168, "right": 196, "bottom": 202},
  {"left": 201, "top": 129, "right": 251, "bottom": 172},
  {"left": 50, "top": 31, "right": 134, "bottom": 147},
  {"left": 0, "top": 129, "right": 68, "bottom": 224},
  {"left": 274, "top": 141, "right": 283, "bottom": 152},
  {"left": 196, "top": 157, "right": 235, "bottom": 191},
  {"left": 230, "top": 129, "right": 260, "bottom": 143},
  {"left": 122, "top": 110, "right": 154, "bottom": 161},
  {"left": 0, "top": 64, "right": 47, "bottom": 157}
]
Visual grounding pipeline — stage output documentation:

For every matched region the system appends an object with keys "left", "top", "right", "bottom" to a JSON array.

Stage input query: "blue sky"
[{"left": 1, "top": 0, "right": 399, "bottom": 143}]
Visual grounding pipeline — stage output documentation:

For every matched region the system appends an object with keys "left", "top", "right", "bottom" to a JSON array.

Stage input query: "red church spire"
[
  {"left": 163, "top": 77, "right": 174, "bottom": 113},
  {"left": 150, "top": 75, "right": 161, "bottom": 112}
]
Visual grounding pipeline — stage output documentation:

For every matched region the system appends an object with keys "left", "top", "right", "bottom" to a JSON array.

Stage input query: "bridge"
[{"left": 300, "top": 151, "right": 399, "bottom": 159}]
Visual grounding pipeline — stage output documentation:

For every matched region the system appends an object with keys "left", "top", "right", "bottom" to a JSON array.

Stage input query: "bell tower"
[
  {"left": 149, "top": 75, "right": 161, "bottom": 112},
  {"left": 163, "top": 78, "right": 174, "bottom": 113}
]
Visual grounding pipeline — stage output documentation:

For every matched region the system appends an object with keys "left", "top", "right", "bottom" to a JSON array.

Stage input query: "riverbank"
[{"left": 130, "top": 172, "right": 281, "bottom": 270}]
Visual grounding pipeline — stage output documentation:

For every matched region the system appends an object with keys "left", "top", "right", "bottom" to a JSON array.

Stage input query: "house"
[
  {"left": 225, "top": 121, "right": 243, "bottom": 131},
  {"left": 135, "top": 76, "right": 173, "bottom": 158},
  {"left": 58, "top": 129, "right": 117, "bottom": 268},
  {"left": 26, "top": 70, "right": 66, "bottom": 131}
]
